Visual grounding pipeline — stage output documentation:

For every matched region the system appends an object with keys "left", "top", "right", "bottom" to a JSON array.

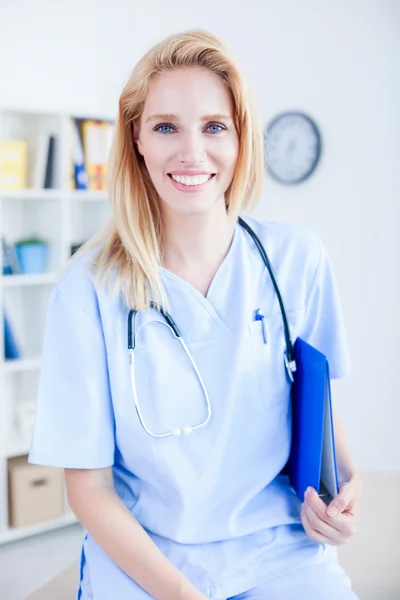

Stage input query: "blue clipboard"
[
  {"left": 238, "top": 218, "right": 340, "bottom": 505},
  {"left": 287, "top": 337, "right": 339, "bottom": 504}
]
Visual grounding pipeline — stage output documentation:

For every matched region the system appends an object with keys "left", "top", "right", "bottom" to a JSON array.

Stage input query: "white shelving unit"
[{"left": 0, "top": 107, "right": 113, "bottom": 544}]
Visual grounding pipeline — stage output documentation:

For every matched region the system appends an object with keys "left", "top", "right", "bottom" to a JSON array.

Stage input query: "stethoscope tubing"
[{"left": 127, "top": 218, "right": 297, "bottom": 437}]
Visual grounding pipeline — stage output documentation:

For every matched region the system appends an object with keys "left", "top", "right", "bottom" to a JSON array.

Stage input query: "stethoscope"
[{"left": 127, "top": 217, "right": 297, "bottom": 438}]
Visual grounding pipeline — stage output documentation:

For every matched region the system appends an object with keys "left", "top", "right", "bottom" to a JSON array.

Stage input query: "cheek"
[
  {"left": 214, "top": 137, "right": 239, "bottom": 174},
  {"left": 140, "top": 141, "right": 169, "bottom": 176}
]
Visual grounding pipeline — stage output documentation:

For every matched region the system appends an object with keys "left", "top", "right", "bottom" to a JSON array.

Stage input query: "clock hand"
[{"left": 286, "top": 140, "right": 296, "bottom": 156}]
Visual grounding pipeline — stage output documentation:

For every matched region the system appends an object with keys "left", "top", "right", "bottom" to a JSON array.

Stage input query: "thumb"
[{"left": 326, "top": 482, "right": 353, "bottom": 517}]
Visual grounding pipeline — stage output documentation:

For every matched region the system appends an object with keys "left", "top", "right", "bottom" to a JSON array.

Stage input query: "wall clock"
[{"left": 264, "top": 111, "right": 322, "bottom": 184}]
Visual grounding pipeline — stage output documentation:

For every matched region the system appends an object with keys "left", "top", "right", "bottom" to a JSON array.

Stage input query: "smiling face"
[{"left": 135, "top": 67, "right": 239, "bottom": 216}]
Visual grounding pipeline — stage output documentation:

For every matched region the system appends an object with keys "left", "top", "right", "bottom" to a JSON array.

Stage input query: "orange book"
[{"left": 81, "top": 120, "right": 110, "bottom": 190}]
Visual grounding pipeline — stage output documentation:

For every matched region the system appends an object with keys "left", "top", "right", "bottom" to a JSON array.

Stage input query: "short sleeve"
[
  {"left": 298, "top": 236, "right": 352, "bottom": 379},
  {"left": 28, "top": 287, "right": 115, "bottom": 468}
]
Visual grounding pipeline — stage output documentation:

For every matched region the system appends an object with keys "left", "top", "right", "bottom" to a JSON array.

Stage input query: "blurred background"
[{"left": 0, "top": 1, "right": 398, "bottom": 599}]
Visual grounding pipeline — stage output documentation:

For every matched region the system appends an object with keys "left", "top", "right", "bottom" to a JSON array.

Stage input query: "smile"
[{"left": 168, "top": 173, "right": 215, "bottom": 188}]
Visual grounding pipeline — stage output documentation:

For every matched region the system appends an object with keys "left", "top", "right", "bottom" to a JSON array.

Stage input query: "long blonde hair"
[{"left": 75, "top": 29, "right": 264, "bottom": 310}]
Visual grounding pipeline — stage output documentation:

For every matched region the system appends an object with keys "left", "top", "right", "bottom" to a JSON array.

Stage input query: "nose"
[{"left": 177, "top": 130, "right": 206, "bottom": 164}]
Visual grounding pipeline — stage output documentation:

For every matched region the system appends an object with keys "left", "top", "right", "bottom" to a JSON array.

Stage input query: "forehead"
[{"left": 142, "top": 67, "right": 234, "bottom": 119}]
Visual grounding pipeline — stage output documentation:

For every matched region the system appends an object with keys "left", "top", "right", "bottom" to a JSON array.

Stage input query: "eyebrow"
[{"left": 145, "top": 113, "right": 234, "bottom": 124}]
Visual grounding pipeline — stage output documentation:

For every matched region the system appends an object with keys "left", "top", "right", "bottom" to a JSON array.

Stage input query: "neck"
[{"left": 160, "top": 201, "right": 237, "bottom": 294}]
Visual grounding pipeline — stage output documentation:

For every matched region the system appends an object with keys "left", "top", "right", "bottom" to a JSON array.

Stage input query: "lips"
[
  {"left": 168, "top": 170, "right": 215, "bottom": 176},
  {"left": 167, "top": 173, "right": 216, "bottom": 192},
  {"left": 168, "top": 173, "right": 215, "bottom": 184}
]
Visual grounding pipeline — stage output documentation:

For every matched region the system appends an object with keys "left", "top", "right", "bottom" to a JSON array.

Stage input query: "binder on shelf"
[
  {"left": 1, "top": 237, "right": 21, "bottom": 275},
  {"left": 70, "top": 241, "right": 86, "bottom": 256},
  {"left": 31, "top": 134, "right": 57, "bottom": 189},
  {"left": 81, "top": 120, "right": 113, "bottom": 191},
  {"left": 286, "top": 338, "right": 339, "bottom": 504},
  {"left": 31, "top": 133, "right": 48, "bottom": 189},
  {"left": 71, "top": 119, "right": 88, "bottom": 190},
  {"left": 0, "top": 140, "right": 27, "bottom": 189},
  {"left": 4, "top": 312, "right": 22, "bottom": 360},
  {"left": 104, "top": 121, "right": 115, "bottom": 159},
  {"left": 44, "top": 136, "right": 56, "bottom": 189}
]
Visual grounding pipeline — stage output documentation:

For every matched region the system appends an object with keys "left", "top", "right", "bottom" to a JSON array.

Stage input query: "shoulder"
[
  {"left": 238, "top": 216, "right": 326, "bottom": 311},
  {"left": 51, "top": 247, "right": 104, "bottom": 321},
  {"left": 240, "top": 215, "right": 322, "bottom": 276}
]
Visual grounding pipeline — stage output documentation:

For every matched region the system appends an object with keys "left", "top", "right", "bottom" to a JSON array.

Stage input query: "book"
[
  {"left": 1, "top": 237, "right": 21, "bottom": 274},
  {"left": 4, "top": 312, "right": 22, "bottom": 360},
  {"left": 70, "top": 242, "right": 85, "bottom": 256},
  {"left": 44, "top": 135, "right": 56, "bottom": 188},
  {"left": 81, "top": 120, "right": 113, "bottom": 191},
  {"left": 31, "top": 133, "right": 50, "bottom": 188},
  {"left": 0, "top": 140, "right": 27, "bottom": 189},
  {"left": 30, "top": 134, "right": 57, "bottom": 189},
  {"left": 71, "top": 119, "right": 88, "bottom": 190}
]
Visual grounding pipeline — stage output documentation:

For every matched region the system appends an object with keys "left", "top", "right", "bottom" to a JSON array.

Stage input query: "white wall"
[
  {"left": 0, "top": 0, "right": 103, "bottom": 115},
  {"left": 1, "top": 0, "right": 399, "bottom": 471}
]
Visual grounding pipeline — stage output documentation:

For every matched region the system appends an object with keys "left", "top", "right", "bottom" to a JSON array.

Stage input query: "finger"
[
  {"left": 303, "top": 501, "right": 347, "bottom": 544},
  {"left": 303, "top": 498, "right": 346, "bottom": 534},
  {"left": 305, "top": 487, "right": 329, "bottom": 513},
  {"left": 305, "top": 487, "right": 353, "bottom": 527},
  {"left": 304, "top": 488, "right": 339, "bottom": 524},
  {"left": 304, "top": 487, "right": 326, "bottom": 511},
  {"left": 327, "top": 483, "right": 354, "bottom": 517},
  {"left": 306, "top": 498, "right": 358, "bottom": 539},
  {"left": 301, "top": 506, "right": 338, "bottom": 546}
]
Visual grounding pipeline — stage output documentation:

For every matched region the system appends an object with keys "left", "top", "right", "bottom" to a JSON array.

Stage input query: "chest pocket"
[{"left": 249, "top": 306, "right": 306, "bottom": 408}]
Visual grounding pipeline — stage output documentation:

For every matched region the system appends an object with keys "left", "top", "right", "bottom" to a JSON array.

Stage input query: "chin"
[{"left": 162, "top": 196, "right": 221, "bottom": 216}]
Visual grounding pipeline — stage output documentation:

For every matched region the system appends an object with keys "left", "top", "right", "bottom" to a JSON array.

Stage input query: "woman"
[{"left": 29, "top": 29, "right": 362, "bottom": 600}]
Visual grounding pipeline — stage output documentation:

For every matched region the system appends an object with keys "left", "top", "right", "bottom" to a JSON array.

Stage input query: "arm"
[
  {"left": 65, "top": 468, "right": 207, "bottom": 600},
  {"left": 333, "top": 408, "right": 360, "bottom": 485}
]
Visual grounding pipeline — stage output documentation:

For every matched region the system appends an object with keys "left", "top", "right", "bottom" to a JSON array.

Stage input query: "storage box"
[{"left": 8, "top": 455, "right": 65, "bottom": 528}]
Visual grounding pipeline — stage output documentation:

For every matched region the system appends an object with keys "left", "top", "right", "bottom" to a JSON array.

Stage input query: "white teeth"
[{"left": 170, "top": 174, "right": 213, "bottom": 186}]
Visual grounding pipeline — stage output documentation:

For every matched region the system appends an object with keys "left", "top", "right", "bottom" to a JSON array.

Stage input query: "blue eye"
[
  {"left": 206, "top": 124, "right": 224, "bottom": 134},
  {"left": 154, "top": 122, "right": 226, "bottom": 134},
  {"left": 155, "top": 124, "right": 175, "bottom": 134}
]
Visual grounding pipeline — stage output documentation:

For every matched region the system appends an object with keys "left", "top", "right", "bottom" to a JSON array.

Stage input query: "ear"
[
  {"left": 132, "top": 123, "right": 143, "bottom": 156},
  {"left": 136, "top": 138, "right": 143, "bottom": 156}
]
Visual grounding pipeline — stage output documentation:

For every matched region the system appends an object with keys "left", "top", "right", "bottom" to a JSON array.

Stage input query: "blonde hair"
[{"left": 75, "top": 29, "right": 264, "bottom": 310}]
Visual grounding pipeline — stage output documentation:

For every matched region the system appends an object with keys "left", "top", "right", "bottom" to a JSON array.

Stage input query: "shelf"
[
  {"left": 0, "top": 108, "right": 113, "bottom": 546},
  {"left": 2, "top": 357, "right": 42, "bottom": 373},
  {"left": 1, "top": 273, "right": 59, "bottom": 287},
  {"left": 68, "top": 190, "right": 108, "bottom": 202},
  {"left": 0, "top": 189, "right": 64, "bottom": 201},
  {"left": 0, "top": 512, "right": 78, "bottom": 545},
  {"left": 2, "top": 438, "right": 31, "bottom": 459},
  {"left": 0, "top": 189, "right": 108, "bottom": 202}
]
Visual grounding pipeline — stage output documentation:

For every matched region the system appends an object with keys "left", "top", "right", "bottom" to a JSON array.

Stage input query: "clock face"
[{"left": 264, "top": 112, "right": 322, "bottom": 184}]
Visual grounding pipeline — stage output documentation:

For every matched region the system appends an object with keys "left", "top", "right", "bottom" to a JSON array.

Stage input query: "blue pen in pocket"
[{"left": 254, "top": 309, "right": 267, "bottom": 344}]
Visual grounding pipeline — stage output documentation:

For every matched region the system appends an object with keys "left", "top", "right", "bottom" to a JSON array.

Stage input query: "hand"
[{"left": 300, "top": 473, "right": 362, "bottom": 546}]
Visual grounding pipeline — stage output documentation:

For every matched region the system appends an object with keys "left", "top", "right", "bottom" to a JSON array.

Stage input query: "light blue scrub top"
[{"left": 29, "top": 217, "right": 352, "bottom": 600}]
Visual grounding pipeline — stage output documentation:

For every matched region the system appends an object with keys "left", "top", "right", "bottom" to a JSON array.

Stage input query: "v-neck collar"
[
  {"left": 160, "top": 223, "right": 239, "bottom": 333},
  {"left": 160, "top": 222, "right": 238, "bottom": 300},
  {"left": 205, "top": 223, "right": 239, "bottom": 303}
]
